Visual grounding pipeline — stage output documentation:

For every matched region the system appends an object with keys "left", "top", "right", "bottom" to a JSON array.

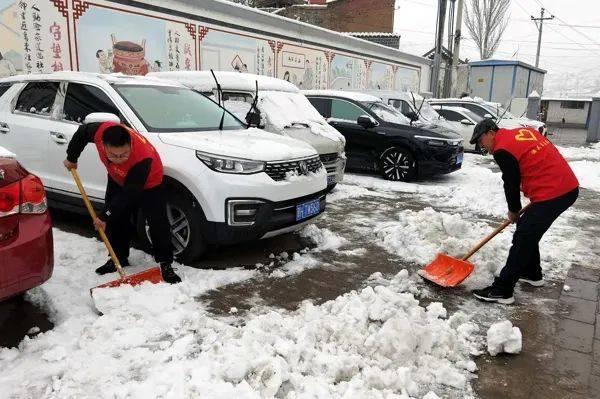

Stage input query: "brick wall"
[
  {"left": 350, "top": 35, "right": 400, "bottom": 49},
  {"left": 277, "top": 0, "right": 395, "bottom": 33}
]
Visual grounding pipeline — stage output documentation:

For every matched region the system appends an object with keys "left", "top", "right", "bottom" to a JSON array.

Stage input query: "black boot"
[
  {"left": 95, "top": 258, "right": 130, "bottom": 275},
  {"left": 160, "top": 262, "right": 182, "bottom": 284}
]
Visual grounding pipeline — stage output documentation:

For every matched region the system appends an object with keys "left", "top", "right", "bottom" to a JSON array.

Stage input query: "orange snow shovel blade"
[
  {"left": 91, "top": 266, "right": 164, "bottom": 292},
  {"left": 418, "top": 253, "right": 474, "bottom": 287}
]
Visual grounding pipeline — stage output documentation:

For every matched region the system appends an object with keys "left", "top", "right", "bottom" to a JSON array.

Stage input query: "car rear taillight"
[
  {"left": 0, "top": 174, "right": 47, "bottom": 218},
  {"left": 0, "top": 180, "right": 20, "bottom": 217},
  {"left": 20, "top": 174, "right": 47, "bottom": 214}
]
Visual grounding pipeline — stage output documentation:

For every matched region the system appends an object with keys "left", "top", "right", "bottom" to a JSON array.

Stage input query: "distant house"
[{"left": 541, "top": 96, "right": 593, "bottom": 128}]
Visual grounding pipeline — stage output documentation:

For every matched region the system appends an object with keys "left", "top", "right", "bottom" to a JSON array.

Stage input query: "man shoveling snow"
[
  {"left": 64, "top": 121, "right": 181, "bottom": 284},
  {"left": 470, "top": 119, "right": 579, "bottom": 304}
]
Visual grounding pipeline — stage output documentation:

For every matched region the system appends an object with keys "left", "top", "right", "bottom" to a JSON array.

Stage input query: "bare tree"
[{"left": 465, "top": 0, "right": 511, "bottom": 59}]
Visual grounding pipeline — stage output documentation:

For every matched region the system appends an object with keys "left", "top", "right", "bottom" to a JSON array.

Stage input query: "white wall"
[{"left": 546, "top": 101, "right": 590, "bottom": 125}]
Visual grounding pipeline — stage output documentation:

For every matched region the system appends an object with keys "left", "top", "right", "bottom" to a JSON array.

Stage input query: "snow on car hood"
[{"left": 158, "top": 127, "right": 318, "bottom": 161}]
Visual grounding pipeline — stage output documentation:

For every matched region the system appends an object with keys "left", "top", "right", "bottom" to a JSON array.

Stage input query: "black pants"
[
  {"left": 494, "top": 187, "right": 579, "bottom": 293},
  {"left": 104, "top": 178, "right": 173, "bottom": 265}
]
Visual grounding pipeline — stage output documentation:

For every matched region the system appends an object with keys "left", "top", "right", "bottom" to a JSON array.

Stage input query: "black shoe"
[
  {"left": 160, "top": 262, "right": 182, "bottom": 284},
  {"left": 473, "top": 285, "right": 515, "bottom": 304},
  {"left": 95, "top": 258, "right": 129, "bottom": 275}
]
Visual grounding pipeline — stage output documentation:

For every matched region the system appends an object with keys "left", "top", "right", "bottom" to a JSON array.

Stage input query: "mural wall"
[{"left": 0, "top": 0, "right": 423, "bottom": 92}]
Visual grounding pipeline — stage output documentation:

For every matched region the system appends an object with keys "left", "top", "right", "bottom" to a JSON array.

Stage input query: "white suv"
[
  {"left": 0, "top": 72, "right": 327, "bottom": 263},
  {"left": 148, "top": 71, "right": 346, "bottom": 190}
]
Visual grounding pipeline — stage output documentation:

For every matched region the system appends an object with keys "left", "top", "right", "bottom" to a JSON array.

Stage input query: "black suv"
[{"left": 304, "top": 91, "right": 464, "bottom": 181}]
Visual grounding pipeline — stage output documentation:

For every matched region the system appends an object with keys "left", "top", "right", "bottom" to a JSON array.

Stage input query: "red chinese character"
[
  {"left": 52, "top": 61, "right": 64, "bottom": 72},
  {"left": 184, "top": 43, "right": 191, "bottom": 56},
  {"left": 52, "top": 42, "right": 62, "bottom": 59},
  {"left": 49, "top": 23, "right": 61, "bottom": 41}
]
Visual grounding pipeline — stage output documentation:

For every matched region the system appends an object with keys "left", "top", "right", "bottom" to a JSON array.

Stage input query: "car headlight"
[
  {"left": 196, "top": 150, "right": 265, "bottom": 174},
  {"left": 414, "top": 135, "right": 449, "bottom": 147}
]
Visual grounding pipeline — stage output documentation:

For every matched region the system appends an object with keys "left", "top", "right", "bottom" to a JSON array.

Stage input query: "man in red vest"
[
  {"left": 470, "top": 119, "right": 578, "bottom": 304},
  {"left": 64, "top": 122, "right": 181, "bottom": 284}
]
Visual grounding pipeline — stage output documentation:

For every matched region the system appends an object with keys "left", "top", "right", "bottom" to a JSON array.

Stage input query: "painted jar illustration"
[{"left": 111, "top": 34, "right": 149, "bottom": 75}]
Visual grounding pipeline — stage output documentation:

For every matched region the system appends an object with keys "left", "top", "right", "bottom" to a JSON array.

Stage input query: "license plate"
[
  {"left": 327, "top": 175, "right": 336, "bottom": 185},
  {"left": 456, "top": 152, "right": 464, "bottom": 164},
  {"left": 296, "top": 199, "right": 321, "bottom": 221}
]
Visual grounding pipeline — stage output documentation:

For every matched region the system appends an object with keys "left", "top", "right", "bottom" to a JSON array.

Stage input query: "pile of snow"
[
  {"left": 300, "top": 224, "right": 349, "bottom": 251},
  {"left": 557, "top": 142, "right": 600, "bottom": 162},
  {"left": 570, "top": 160, "right": 600, "bottom": 192},
  {"left": 486, "top": 320, "right": 522, "bottom": 356}
]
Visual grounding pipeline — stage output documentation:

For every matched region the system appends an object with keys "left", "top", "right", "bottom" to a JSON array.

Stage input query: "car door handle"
[
  {"left": 0, "top": 123, "right": 9, "bottom": 134},
  {"left": 50, "top": 131, "right": 68, "bottom": 145}
]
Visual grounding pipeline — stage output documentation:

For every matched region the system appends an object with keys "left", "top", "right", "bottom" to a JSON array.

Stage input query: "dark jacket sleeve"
[
  {"left": 494, "top": 150, "right": 522, "bottom": 213},
  {"left": 66, "top": 122, "right": 102, "bottom": 163},
  {"left": 99, "top": 158, "right": 152, "bottom": 222}
]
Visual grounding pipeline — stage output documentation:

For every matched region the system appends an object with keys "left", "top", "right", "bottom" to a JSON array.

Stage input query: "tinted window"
[
  {"left": 0, "top": 83, "right": 12, "bottom": 99},
  {"left": 460, "top": 103, "right": 489, "bottom": 118},
  {"left": 63, "top": 83, "right": 120, "bottom": 123},
  {"left": 437, "top": 109, "right": 463, "bottom": 122},
  {"left": 15, "top": 81, "right": 59, "bottom": 115},
  {"left": 307, "top": 97, "right": 331, "bottom": 117},
  {"left": 331, "top": 99, "right": 364, "bottom": 122}
]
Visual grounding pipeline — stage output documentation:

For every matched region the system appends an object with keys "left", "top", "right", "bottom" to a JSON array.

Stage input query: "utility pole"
[
  {"left": 443, "top": 0, "right": 456, "bottom": 97},
  {"left": 451, "top": 0, "right": 464, "bottom": 96},
  {"left": 431, "top": 0, "right": 448, "bottom": 97},
  {"left": 531, "top": 7, "right": 554, "bottom": 68}
]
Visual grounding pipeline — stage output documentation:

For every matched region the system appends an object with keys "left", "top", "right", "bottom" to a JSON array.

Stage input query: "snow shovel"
[
  {"left": 69, "top": 169, "right": 164, "bottom": 294},
  {"left": 418, "top": 205, "right": 530, "bottom": 287}
]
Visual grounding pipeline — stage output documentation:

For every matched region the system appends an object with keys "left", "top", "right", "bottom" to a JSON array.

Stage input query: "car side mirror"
[
  {"left": 245, "top": 110, "right": 262, "bottom": 128},
  {"left": 461, "top": 118, "right": 474, "bottom": 126},
  {"left": 84, "top": 112, "right": 121, "bottom": 124},
  {"left": 357, "top": 115, "right": 377, "bottom": 128},
  {"left": 406, "top": 111, "right": 419, "bottom": 122}
]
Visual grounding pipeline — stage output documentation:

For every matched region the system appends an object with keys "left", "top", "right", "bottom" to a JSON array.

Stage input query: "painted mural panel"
[
  {"left": 0, "top": 0, "right": 70, "bottom": 77},
  {"left": 74, "top": 4, "right": 195, "bottom": 75},
  {"left": 395, "top": 66, "right": 420, "bottom": 92},
  {"left": 329, "top": 54, "right": 368, "bottom": 90},
  {"left": 276, "top": 43, "right": 328, "bottom": 90},
  {"left": 369, "top": 62, "right": 394, "bottom": 90},
  {"left": 199, "top": 28, "right": 273, "bottom": 76}
]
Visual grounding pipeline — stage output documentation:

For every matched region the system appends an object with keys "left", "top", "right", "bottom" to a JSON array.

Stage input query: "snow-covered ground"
[{"left": 1, "top": 144, "right": 598, "bottom": 398}]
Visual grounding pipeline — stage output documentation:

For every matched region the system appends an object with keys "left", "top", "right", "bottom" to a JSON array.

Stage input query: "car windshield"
[
  {"left": 362, "top": 101, "right": 411, "bottom": 125},
  {"left": 414, "top": 99, "right": 441, "bottom": 121},
  {"left": 482, "top": 103, "right": 516, "bottom": 119},
  {"left": 461, "top": 109, "right": 484, "bottom": 123},
  {"left": 114, "top": 85, "right": 244, "bottom": 132}
]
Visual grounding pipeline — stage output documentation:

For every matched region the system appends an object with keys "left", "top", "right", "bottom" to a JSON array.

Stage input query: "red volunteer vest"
[
  {"left": 492, "top": 127, "right": 578, "bottom": 203},
  {"left": 94, "top": 122, "right": 163, "bottom": 189}
]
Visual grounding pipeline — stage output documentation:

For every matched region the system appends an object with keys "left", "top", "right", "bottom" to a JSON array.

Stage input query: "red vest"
[
  {"left": 492, "top": 127, "right": 578, "bottom": 203},
  {"left": 94, "top": 122, "right": 163, "bottom": 189}
]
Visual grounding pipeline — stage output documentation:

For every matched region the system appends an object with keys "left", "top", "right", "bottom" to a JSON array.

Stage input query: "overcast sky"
[{"left": 393, "top": 0, "right": 600, "bottom": 95}]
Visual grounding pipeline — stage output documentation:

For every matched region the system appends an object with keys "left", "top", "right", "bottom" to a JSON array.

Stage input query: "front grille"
[
  {"left": 265, "top": 156, "right": 323, "bottom": 181},
  {"left": 319, "top": 153, "right": 339, "bottom": 173}
]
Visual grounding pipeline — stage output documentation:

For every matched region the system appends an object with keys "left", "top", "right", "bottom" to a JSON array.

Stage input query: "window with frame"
[
  {"left": 437, "top": 109, "right": 464, "bottom": 122},
  {"left": 62, "top": 83, "right": 121, "bottom": 123},
  {"left": 330, "top": 99, "right": 365, "bottom": 122},
  {"left": 15, "top": 81, "right": 59, "bottom": 116},
  {"left": 560, "top": 101, "right": 585, "bottom": 110},
  {"left": 306, "top": 97, "right": 331, "bottom": 118}
]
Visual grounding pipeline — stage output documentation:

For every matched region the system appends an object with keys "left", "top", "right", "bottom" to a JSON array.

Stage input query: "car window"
[
  {"left": 461, "top": 103, "right": 490, "bottom": 118},
  {"left": 115, "top": 84, "right": 244, "bottom": 132},
  {"left": 437, "top": 109, "right": 463, "bottom": 122},
  {"left": 0, "top": 83, "right": 13, "bottom": 99},
  {"left": 307, "top": 97, "right": 331, "bottom": 118},
  {"left": 63, "top": 83, "right": 121, "bottom": 123},
  {"left": 331, "top": 99, "right": 364, "bottom": 122},
  {"left": 222, "top": 92, "right": 253, "bottom": 103},
  {"left": 15, "top": 81, "right": 59, "bottom": 116}
]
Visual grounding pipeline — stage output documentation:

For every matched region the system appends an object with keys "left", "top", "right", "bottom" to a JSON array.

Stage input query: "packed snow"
[{"left": 486, "top": 320, "right": 522, "bottom": 356}]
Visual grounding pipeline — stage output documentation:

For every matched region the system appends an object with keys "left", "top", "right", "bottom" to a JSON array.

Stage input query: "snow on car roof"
[
  {"left": 147, "top": 71, "right": 299, "bottom": 93},
  {"left": 302, "top": 90, "right": 381, "bottom": 102},
  {"left": 0, "top": 71, "right": 185, "bottom": 88},
  {"left": 428, "top": 97, "right": 486, "bottom": 103},
  {"left": 0, "top": 146, "right": 16, "bottom": 159},
  {"left": 365, "top": 90, "right": 425, "bottom": 101}
]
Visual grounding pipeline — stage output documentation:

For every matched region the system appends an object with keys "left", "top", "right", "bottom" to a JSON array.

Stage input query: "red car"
[{"left": 0, "top": 153, "right": 53, "bottom": 301}]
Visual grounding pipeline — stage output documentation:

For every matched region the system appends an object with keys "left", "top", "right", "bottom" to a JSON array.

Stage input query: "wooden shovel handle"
[
  {"left": 462, "top": 204, "right": 531, "bottom": 261},
  {"left": 70, "top": 168, "right": 126, "bottom": 278}
]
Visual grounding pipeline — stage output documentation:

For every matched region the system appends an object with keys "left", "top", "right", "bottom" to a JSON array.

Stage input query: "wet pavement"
[{"left": 1, "top": 128, "right": 598, "bottom": 397}]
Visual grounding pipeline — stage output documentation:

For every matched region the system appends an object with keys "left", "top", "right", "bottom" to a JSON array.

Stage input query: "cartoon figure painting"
[{"left": 95, "top": 49, "right": 114, "bottom": 73}]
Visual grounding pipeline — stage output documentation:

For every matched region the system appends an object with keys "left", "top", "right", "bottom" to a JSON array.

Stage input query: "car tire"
[
  {"left": 136, "top": 188, "right": 207, "bottom": 264},
  {"left": 379, "top": 147, "right": 417, "bottom": 181}
]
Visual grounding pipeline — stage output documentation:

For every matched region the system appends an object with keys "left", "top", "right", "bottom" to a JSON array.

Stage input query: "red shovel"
[
  {"left": 418, "top": 205, "right": 530, "bottom": 287},
  {"left": 69, "top": 169, "right": 163, "bottom": 294}
]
